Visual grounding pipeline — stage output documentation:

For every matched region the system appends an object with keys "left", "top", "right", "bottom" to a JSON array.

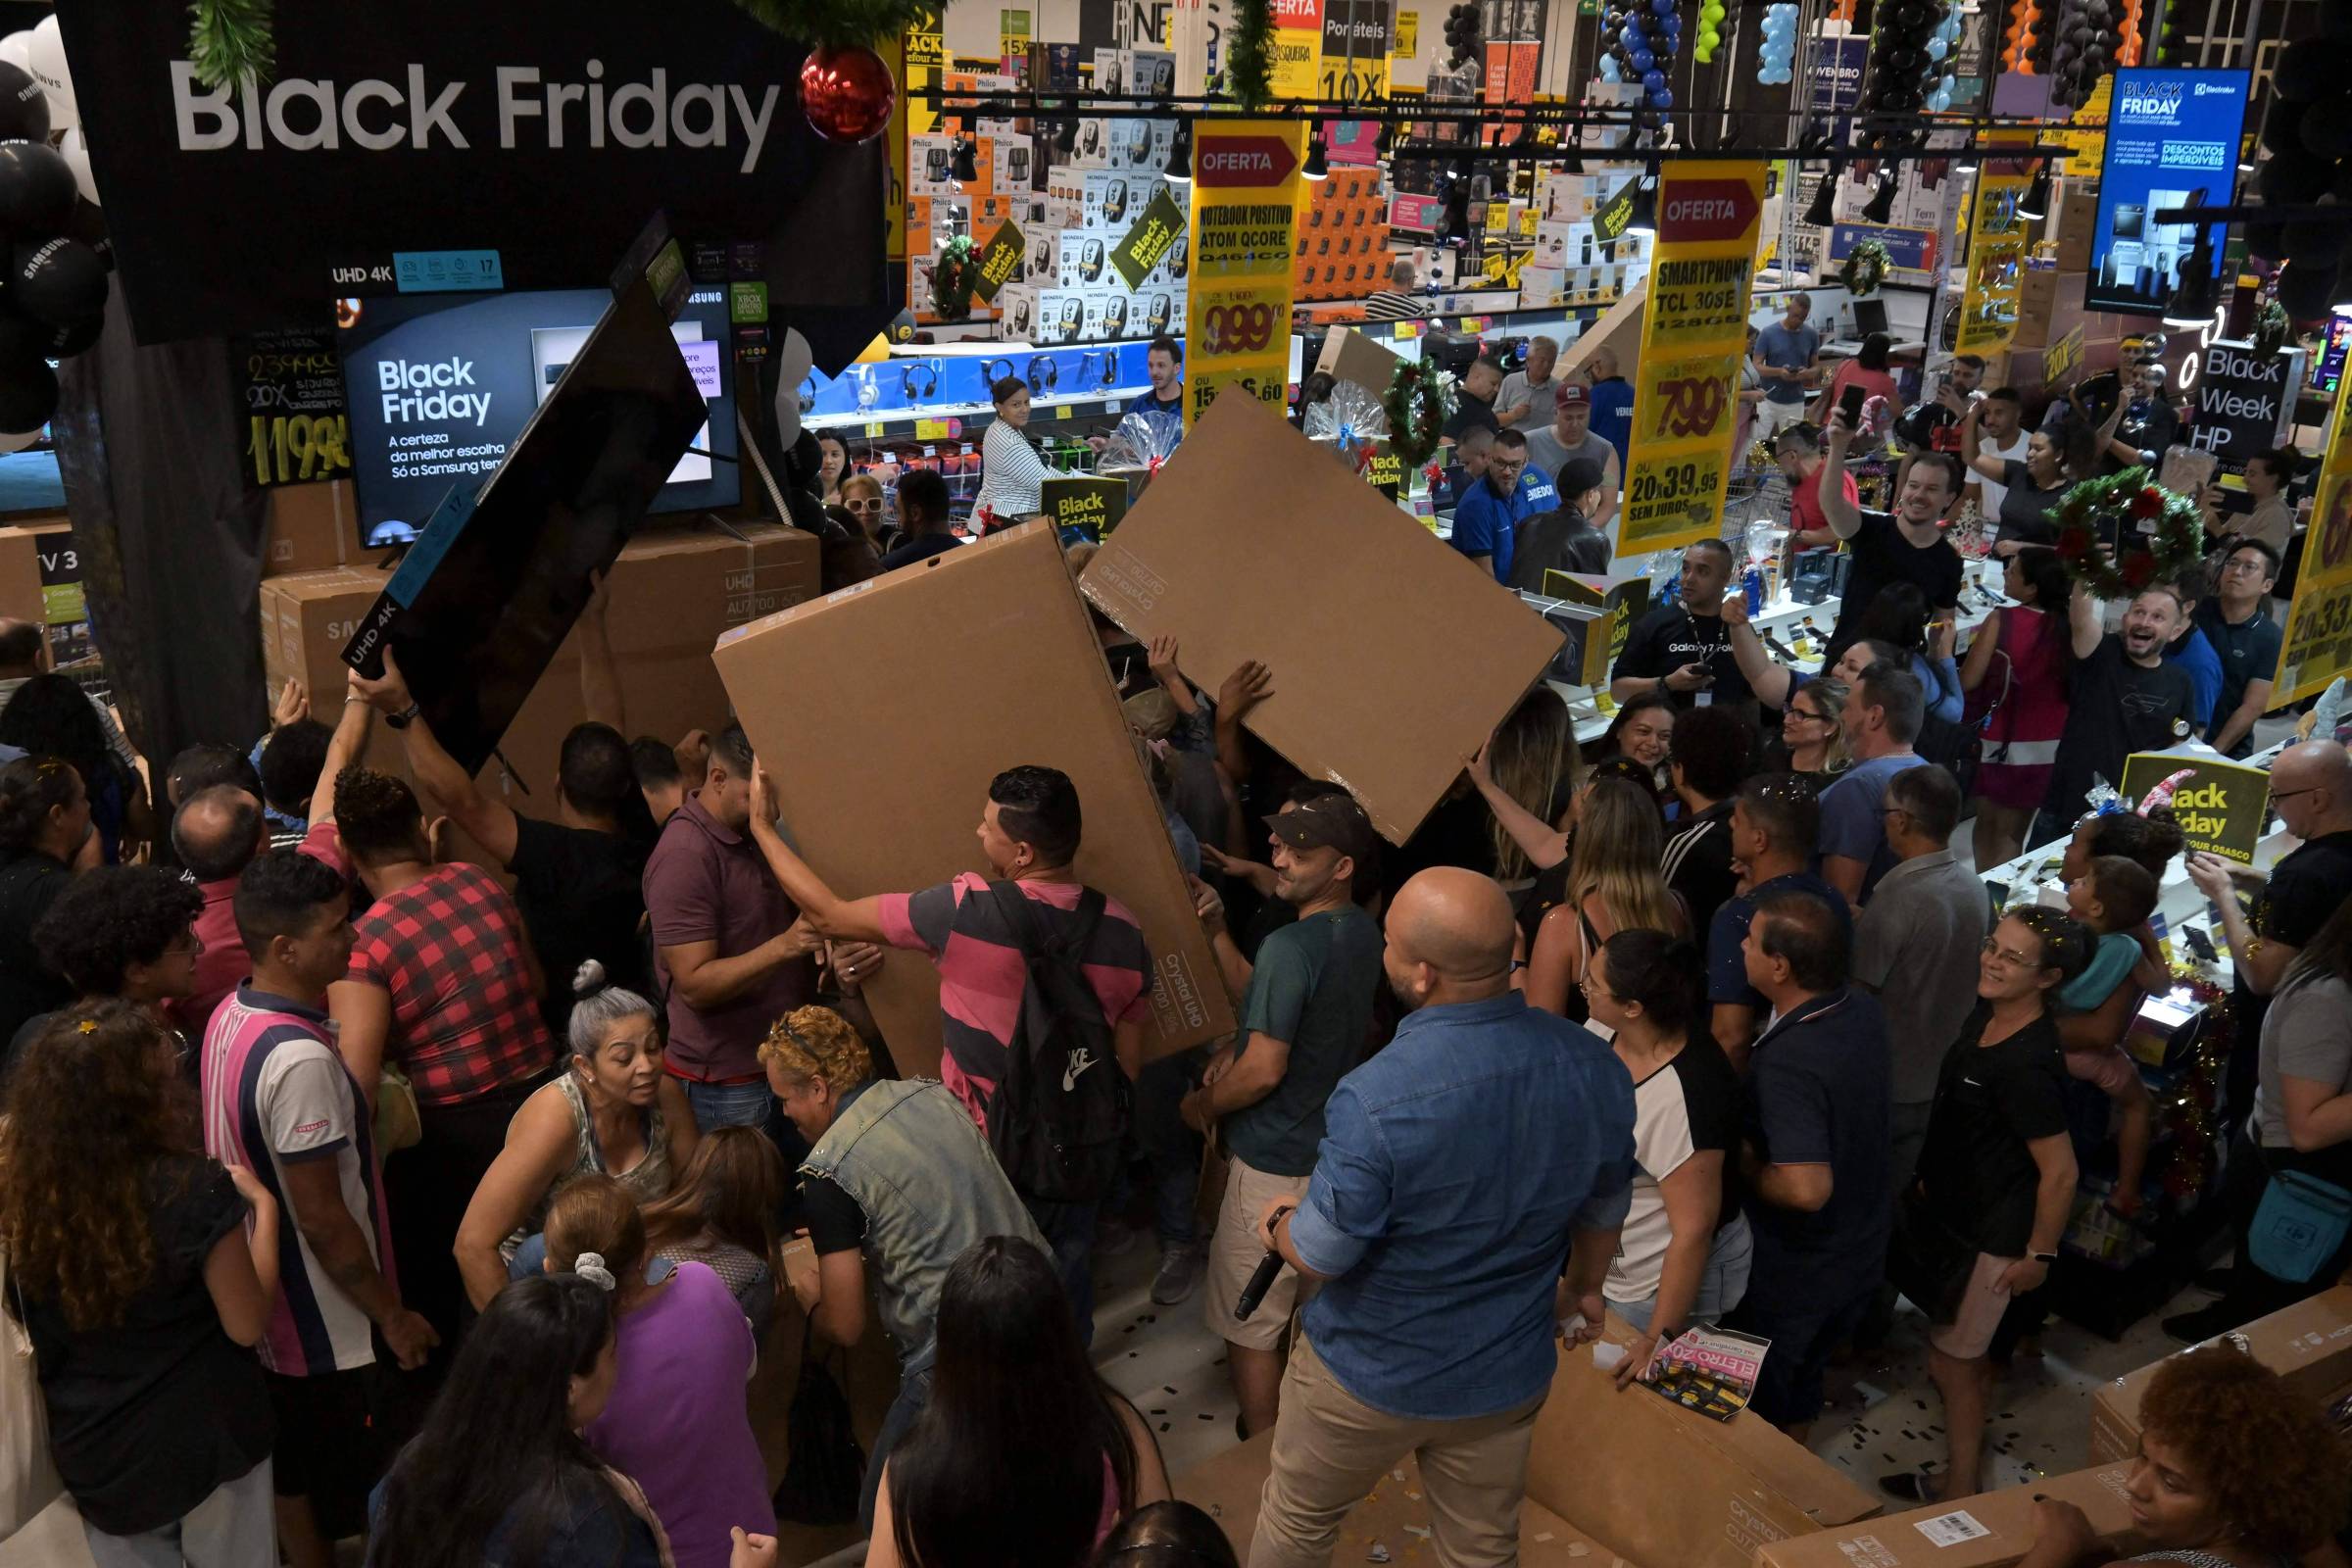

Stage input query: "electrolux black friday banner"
[
  {"left": 336, "top": 286, "right": 738, "bottom": 547},
  {"left": 52, "top": 0, "right": 892, "bottom": 364},
  {"left": 2086, "top": 68, "right": 2251, "bottom": 318}
]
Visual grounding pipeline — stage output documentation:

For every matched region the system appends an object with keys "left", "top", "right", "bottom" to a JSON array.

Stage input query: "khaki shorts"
[
  {"left": 1928, "top": 1252, "right": 2022, "bottom": 1360},
  {"left": 2065, "top": 1044, "right": 2139, "bottom": 1095},
  {"left": 1202, "top": 1153, "right": 1314, "bottom": 1350}
]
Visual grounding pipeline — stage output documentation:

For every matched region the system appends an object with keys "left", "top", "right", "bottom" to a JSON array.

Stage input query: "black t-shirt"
[
  {"left": 2044, "top": 635, "right": 2197, "bottom": 824},
  {"left": 879, "top": 533, "right": 962, "bottom": 570},
  {"left": 2233, "top": 832, "right": 2352, "bottom": 1069},
  {"left": 18, "top": 1155, "right": 274, "bottom": 1535},
  {"left": 801, "top": 1173, "right": 868, "bottom": 1255},
  {"left": 1995, "top": 461, "right": 2066, "bottom": 545},
  {"left": 0, "top": 846, "right": 72, "bottom": 1054},
  {"left": 2107, "top": 400, "right": 2180, "bottom": 473},
  {"left": 1662, "top": 800, "right": 1740, "bottom": 938},
  {"left": 1916, "top": 1004, "right": 2069, "bottom": 1256},
  {"left": 1612, "top": 604, "right": 1753, "bottom": 711},
  {"left": 1825, "top": 514, "right": 1965, "bottom": 662},
  {"left": 1444, "top": 392, "right": 1501, "bottom": 441},
  {"left": 509, "top": 816, "right": 653, "bottom": 1035},
  {"left": 1380, "top": 787, "right": 1497, "bottom": 910}
]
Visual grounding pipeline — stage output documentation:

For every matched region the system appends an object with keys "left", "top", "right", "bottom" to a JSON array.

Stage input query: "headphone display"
[
  {"left": 797, "top": 374, "right": 817, "bottom": 415},
  {"left": 983, "top": 357, "right": 1014, "bottom": 386},
  {"left": 1026, "top": 354, "right": 1059, "bottom": 395},
  {"left": 1095, "top": 350, "right": 1119, "bottom": 389},
  {"left": 901, "top": 359, "right": 940, "bottom": 400}
]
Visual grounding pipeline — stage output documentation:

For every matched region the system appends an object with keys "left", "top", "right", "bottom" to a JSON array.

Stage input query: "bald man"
[
  {"left": 1583, "top": 343, "right": 1636, "bottom": 471},
  {"left": 1249, "top": 867, "right": 1636, "bottom": 1568}
]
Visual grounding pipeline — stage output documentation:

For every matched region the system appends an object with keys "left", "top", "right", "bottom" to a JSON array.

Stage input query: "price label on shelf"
[{"left": 915, "top": 417, "right": 950, "bottom": 440}]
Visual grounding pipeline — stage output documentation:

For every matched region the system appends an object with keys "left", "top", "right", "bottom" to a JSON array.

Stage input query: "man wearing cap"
[
  {"left": 1507, "top": 457, "right": 1614, "bottom": 594},
  {"left": 1446, "top": 428, "right": 1556, "bottom": 584},
  {"left": 1524, "top": 382, "right": 1621, "bottom": 550},
  {"left": 1184, "top": 796, "right": 1385, "bottom": 1441}
]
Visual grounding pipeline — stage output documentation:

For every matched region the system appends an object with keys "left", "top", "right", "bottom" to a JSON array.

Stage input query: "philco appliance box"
[
  {"left": 710, "top": 520, "right": 1234, "bottom": 1078},
  {"left": 1755, "top": 1463, "right": 2142, "bottom": 1568},
  {"left": 2089, "top": 1287, "right": 2352, "bottom": 1465}
]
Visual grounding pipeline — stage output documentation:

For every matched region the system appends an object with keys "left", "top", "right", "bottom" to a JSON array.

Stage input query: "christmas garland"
[
  {"left": 2050, "top": 466, "right": 2206, "bottom": 600},
  {"left": 1383, "top": 360, "right": 1454, "bottom": 470},
  {"left": 930, "top": 235, "right": 978, "bottom": 320},
  {"left": 185, "top": 0, "right": 941, "bottom": 87},
  {"left": 1227, "top": 0, "right": 1277, "bottom": 111},
  {"left": 1840, "top": 238, "right": 1889, "bottom": 297}
]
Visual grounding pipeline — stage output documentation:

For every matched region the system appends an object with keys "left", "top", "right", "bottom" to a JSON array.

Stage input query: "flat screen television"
[
  {"left": 336, "top": 284, "right": 737, "bottom": 548},
  {"left": 337, "top": 278, "right": 711, "bottom": 774}
]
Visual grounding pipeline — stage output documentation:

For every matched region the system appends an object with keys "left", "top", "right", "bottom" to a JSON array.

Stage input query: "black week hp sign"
[
  {"left": 2186, "top": 341, "right": 2295, "bottom": 467},
  {"left": 54, "top": 0, "right": 892, "bottom": 356}
]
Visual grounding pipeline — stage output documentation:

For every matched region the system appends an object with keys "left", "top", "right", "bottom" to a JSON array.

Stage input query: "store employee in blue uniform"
[{"left": 1448, "top": 428, "right": 1556, "bottom": 583}]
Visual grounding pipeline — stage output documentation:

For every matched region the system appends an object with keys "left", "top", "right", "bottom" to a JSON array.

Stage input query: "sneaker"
[
  {"left": 1151, "top": 1242, "right": 1206, "bottom": 1305},
  {"left": 2161, "top": 1302, "right": 2243, "bottom": 1345}
]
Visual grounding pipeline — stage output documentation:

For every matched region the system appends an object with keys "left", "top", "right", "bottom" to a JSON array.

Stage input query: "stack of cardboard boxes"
[
  {"left": 1520, "top": 168, "right": 1652, "bottom": 312},
  {"left": 257, "top": 480, "right": 820, "bottom": 856},
  {"left": 1295, "top": 166, "right": 1392, "bottom": 304}
]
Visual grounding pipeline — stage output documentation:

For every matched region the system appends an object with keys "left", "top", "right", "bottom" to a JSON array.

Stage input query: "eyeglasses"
[
  {"left": 1787, "top": 708, "right": 1828, "bottom": 724},
  {"left": 2220, "top": 558, "right": 2270, "bottom": 575},
  {"left": 1577, "top": 970, "right": 1618, "bottom": 1001},
  {"left": 1979, "top": 936, "right": 2040, "bottom": 968},
  {"left": 844, "top": 497, "right": 884, "bottom": 513}
]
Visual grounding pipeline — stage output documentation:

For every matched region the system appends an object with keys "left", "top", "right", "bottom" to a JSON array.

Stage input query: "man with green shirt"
[{"left": 1184, "top": 795, "right": 1385, "bottom": 1439}]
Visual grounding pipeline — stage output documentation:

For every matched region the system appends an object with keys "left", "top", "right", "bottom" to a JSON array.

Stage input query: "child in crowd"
[{"left": 2058, "top": 856, "right": 2164, "bottom": 1219}]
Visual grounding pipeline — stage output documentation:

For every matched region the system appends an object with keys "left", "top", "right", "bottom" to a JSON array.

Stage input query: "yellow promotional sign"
[
  {"left": 885, "top": 30, "right": 911, "bottom": 263},
  {"left": 1272, "top": 0, "right": 1323, "bottom": 99},
  {"left": 906, "top": 20, "right": 944, "bottom": 138},
  {"left": 1184, "top": 121, "right": 1304, "bottom": 430},
  {"left": 2049, "top": 74, "right": 2111, "bottom": 171},
  {"left": 1955, "top": 133, "right": 2032, "bottom": 357},
  {"left": 2276, "top": 394, "right": 2352, "bottom": 705},
  {"left": 1617, "top": 161, "right": 1767, "bottom": 556},
  {"left": 1394, "top": 9, "right": 1418, "bottom": 57}
]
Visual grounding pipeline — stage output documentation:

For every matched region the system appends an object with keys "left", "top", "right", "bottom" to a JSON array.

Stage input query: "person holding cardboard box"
[{"left": 1247, "top": 867, "right": 1635, "bottom": 1568}]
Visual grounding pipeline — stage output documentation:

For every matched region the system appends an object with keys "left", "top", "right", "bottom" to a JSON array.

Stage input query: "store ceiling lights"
[
  {"left": 1627, "top": 169, "right": 1659, "bottom": 236},
  {"left": 1303, "top": 133, "right": 1330, "bottom": 180},
  {"left": 1166, "top": 121, "right": 1193, "bottom": 184},
  {"left": 2016, "top": 162, "right": 2052, "bottom": 220},
  {"left": 1861, "top": 171, "right": 1898, "bottom": 223}
]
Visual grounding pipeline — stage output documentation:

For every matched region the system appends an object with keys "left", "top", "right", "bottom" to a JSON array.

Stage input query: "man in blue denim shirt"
[{"left": 1250, "top": 868, "right": 1635, "bottom": 1568}]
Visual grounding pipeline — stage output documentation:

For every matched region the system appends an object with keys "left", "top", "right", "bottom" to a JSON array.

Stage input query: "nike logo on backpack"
[{"left": 1062, "top": 1049, "right": 1099, "bottom": 1093}]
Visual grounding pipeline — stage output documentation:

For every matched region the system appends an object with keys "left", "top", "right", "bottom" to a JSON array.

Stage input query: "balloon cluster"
[
  {"left": 1855, "top": 0, "right": 1948, "bottom": 152},
  {"left": 2043, "top": 0, "right": 2114, "bottom": 110},
  {"left": 2253, "top": 17, "right": 2352, "bottom": 318},
  {"left": 1444, "top": 3, "right": 1484, "bottom": 70},
  {"left": 1693, "top": 0, "right": 1725, "bottom": 63},
  {"left": 1924, "top": 7, "right": 1963, "bottom": 110},
  {"left": 0, "top": 17, "right": 107, "bottom": 451},
  {"left": 1598, "top": 0, "right": 1680, "bottom": 112},
  {"left": 1756, "top": 4, "right": 1796, "bottom": 83}
]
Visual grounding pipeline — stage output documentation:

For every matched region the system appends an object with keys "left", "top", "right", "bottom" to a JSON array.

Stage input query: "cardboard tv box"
[
  {"left": 1178, "top": 1436, "right": 1639, "bottom": 1566},
  {"left": 1530, "top": 1326, "right": 1879, "bottom": 1568},
  {"left": 710, "top": 520, "right": 1235, "bottom": 1078},
  {"left": 263, "top": 480, "right": 358, "bottom": 577},
  {"left": 258, "top": 522, "right": 819, "bottom": 844},
  {"left": 2088, "top": 1286, "right": 2352, "bottom": 1465},
  {"left": 1079, "top": 393, "right": 1561, "bottom": 845},
  {"left": 1754, "top": 1461, "right": 2142, "bottom": 1568},
  {"left": 0, "top": 520, "right": 79, "bottom": 633}
]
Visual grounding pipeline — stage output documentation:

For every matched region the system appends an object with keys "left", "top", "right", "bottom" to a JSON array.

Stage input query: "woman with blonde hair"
[
  {"left": 1761, "top": 674, "right": 1854, "bottom": 787},
  {"left": 1463, "top": 687, "right": 1586, "bottom": 946},
  {"left": 1526, "top": 778, "right": 1686, "bottom": 1022},
  {"left": 760, "top": 1004, "right": 1046, "bottom": 1529},
  {"left": 544, "top": 1173, "right": 772, "bottom": 1568}
]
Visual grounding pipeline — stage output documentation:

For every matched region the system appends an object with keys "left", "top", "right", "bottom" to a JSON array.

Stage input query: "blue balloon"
[
  {"left": 1651, "top": 85, "right": 1675, "bottom": 106},
  {"left": 1656, "top": 29, "right": 1679, "bottom": 51},
  {"left": 1660, "top": 11, "right": 1683, "bottom": 30},
  {"left": 1927, "top": 36, "right": 1947, "bottom": 58},
  {"left": 1642, "top": 68, "right": 1666, "bottom": 88},
  {"left": 1599, "top": 54, "right": 1622, "bottom": 78},
  {"left": 1630, "top": 47, "right": 1654, "bottom": 70}
]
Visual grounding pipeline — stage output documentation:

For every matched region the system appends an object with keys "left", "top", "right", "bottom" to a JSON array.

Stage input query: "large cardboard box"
[
  {"left": 1312, "top": 325, "right": 1406, "bottom": 395},
  {"left": 1178, "top": 1437, "right": 1640, "bottom": 1566},
  {"left": 263, "top": 480, "right": 357, "bottom": 577},
  {"left": 1079, "top": 393, "right": 1561, "bottom": 844},
  {"left": 1754, "top": 1463, "right": 2142, "bottom": 1568},
  {"left": 2088, "top": 1287, "right": 2352, "bottom": 1465},
  {"left": 0, "top": 520, "right": 79, "bottom": 630},
  {"left": 1528, "top": 1328, "right": 1879, "bottom": 1568},
  {"left": 258, "top": 522, "right": 820, "bottom": 837},
  {"left": 710, "top": 520, "right": 1234, "bottom": 1076}
]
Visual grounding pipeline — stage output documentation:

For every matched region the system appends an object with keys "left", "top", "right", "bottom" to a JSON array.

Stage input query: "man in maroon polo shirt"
[{"left": 642, "top": 722, "right": 824, "bottom": 1130}]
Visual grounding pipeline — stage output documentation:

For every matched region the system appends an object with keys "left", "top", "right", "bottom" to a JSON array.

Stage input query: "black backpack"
[{"left": 981, "top": 881, "right": 1132, "bottom": 1204}]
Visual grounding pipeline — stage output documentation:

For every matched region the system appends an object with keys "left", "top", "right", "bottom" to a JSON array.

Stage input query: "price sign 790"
[{"left": 1200, "top": 300, "right": 1281, "bottom": 358}]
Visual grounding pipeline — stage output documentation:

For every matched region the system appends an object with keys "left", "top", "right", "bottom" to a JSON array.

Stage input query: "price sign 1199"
[{"left": 249, "top": 414, "right": 354, "bottom": 487}]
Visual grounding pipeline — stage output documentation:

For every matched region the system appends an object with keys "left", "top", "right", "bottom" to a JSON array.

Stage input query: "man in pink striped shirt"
[{"left": 202, "top": 848, "right": 436, "bottom": 1566}]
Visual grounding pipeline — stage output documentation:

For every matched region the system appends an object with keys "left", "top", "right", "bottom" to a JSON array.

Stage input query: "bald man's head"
[
  {"left": 172, "top": 786, "right": 266, "bottom": 882},
  {"left": 1383, "top": 867, "right": 1514, "bottom": 1009},
  {"left": 0, "top": 618, "right": 43, "bottom": 673},
  {"left": 2274, "top": 740, "right": 2352, "bottom": 835},
  {"left": 1588, "top": 346, "right": 1619, "bottom": 379}
]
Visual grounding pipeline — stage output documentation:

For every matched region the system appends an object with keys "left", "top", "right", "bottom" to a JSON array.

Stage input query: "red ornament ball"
[
  {"left": 2130, "top": 486, "right": 2165, "bottom": 518},
  {"left": 801, "top": 44, "right": 898, "bottom": 145}
]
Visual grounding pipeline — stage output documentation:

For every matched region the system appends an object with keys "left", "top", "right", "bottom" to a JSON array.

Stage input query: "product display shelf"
[{"left": 805, "top": 385, "right": 1154, "bottom": 444}]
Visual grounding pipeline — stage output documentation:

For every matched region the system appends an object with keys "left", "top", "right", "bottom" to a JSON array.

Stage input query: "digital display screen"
[{"left": 2086, "top": 68, "right": 2251, "bottom": 318}]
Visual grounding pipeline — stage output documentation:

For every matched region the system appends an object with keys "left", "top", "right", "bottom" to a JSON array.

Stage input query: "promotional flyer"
[{"left": 2086, "top": 68, "right": 2251, "bottom": 318}]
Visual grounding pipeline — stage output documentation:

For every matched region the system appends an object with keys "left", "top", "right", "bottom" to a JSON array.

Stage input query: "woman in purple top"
[{"left": 545, "top": 1173, "right": 774, "bottom": 1568}]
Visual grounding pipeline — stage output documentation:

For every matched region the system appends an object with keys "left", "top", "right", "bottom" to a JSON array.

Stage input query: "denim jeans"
[
  {"left": 859, "top": 1362, "right": 935, "bottom": 1531},
  {"left": 1024, "top": 1195, "right": 1100, "bottom": 1348},
  {"left": 682, "top": 1076, "right": 772, "bottom": 1131},
  {"left": 1605, "top": 1216, "right": 1754, "bottom": 1334},
  {"left": 1135, "top": 1051, "right": 1206, "bottom": 1248}
]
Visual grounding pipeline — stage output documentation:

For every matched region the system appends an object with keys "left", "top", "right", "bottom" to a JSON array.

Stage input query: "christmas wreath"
[
  {"left": 1383, "top": 359, "right": 1454, "bottom": 470},
  {"left": 930, "top": 235, "right": 978, "bottom": 321},
  {"left": 1840, "top": 238, "right": 1889, "bottom": 297},
  {"left": 2050, "top": 466, "right": 2206, "bottom": 600}
]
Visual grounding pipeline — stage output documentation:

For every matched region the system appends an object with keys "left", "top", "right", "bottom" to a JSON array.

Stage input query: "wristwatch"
[
  {"left": 2031, "top": 1250, "right": 2059, "bottom": 1264},
  {"left": 384, "top": 702, "right": 420, "bottom": 731}
]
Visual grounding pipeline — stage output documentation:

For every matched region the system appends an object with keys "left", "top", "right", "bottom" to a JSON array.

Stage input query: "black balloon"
[
  {"left": 6, "top": 236, "right": 107, "bottom": 326},
  {"left": 58, "top": 198, "right": 110, "bottom": 271},
  {"left": 2243, "top": 218, "right": 2286, "bottom": 259},
  {"left": 0, "top": 63, "right": 48, "bottom": 144},
  {"left": 2263, "top": 98, "right": 2311, "bottom": 154},
  {"left": 2326, "top": 0, "right": 2352, "bottom": 43},
  {"left": 2261, "top": 148, "right": 2336, "bottom": 204},
  {"left": 42, "top": 311, "right": 100, "bottom": 359},
  {"left": 0, "top": 140, "right": 75, "bottom": 234},
  {"left": 1884, "top": 44, "right": 1927, "bottom": 71},
  {"left": 0, "top": 356, "right": 55, "bottom": 436},
  {"left": 2278, "top": 258, "right": 2341, "bottom": 318},
  {"left": 2283, "top": 216, "right": 2348, "bottom": 270},
  {"left": 2276, "top": 41, "right": 2352, "bottom": 104},
  {"left": 2302, "top": 89, "right": 2352, "bottom": 160}
]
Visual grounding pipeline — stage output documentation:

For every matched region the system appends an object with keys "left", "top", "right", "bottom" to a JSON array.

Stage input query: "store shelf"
[{"left": 806, "top": 386, "right": 1156, "bottom": 444}]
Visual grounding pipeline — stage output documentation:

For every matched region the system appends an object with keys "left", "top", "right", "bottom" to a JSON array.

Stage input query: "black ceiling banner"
[{"left": 52, "top": 0, "right": 894, "bottom": 370}]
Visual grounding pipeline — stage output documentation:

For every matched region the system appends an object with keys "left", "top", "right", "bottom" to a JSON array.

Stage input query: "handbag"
[
  {"left": 374, "top": 1064, "right": 423, "bottom": 1154},
  {"left": 1886, "top": 1190, "right": 1980, "bottom": 1327},
  {"left": 771, "top": 1319, "right": 865, "bottom": 1525},
  {"left": 2248, "top": 1166, "right": 2352, "bottom": 1286},
  {"left": 1, "top": 1250, "right": 64, "bottom": 1541}
]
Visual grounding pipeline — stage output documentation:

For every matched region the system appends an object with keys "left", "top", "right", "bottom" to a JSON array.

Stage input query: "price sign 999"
[
  {"left": 248, "top": 415, "right": 354, "bottom": 487},
  {"left": 1199, "top": 300, "right": 1282, "bottom": 358}
]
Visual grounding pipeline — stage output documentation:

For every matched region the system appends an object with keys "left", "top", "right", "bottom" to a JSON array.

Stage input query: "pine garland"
[
  {"left": 1840, "top": 238, "right": 1889, "bottom": 297},
  {"left": 183, "top": 0, "right": 939, "bottom": 89},
  {"left": 1227, "top": 0, "right": 1276, "bottom": 111},
  {"left": 2051, "top": 466, "right": 2205, "bottom": 600},
  {"left": 188, "top": 0, "right": 274, "bottom": 91},
  {"left": 930, "top": 235, "right": 978, "bottom": 320},
  {"left": 1383, "top": 360, "right": 1453, "bottom": 470}
]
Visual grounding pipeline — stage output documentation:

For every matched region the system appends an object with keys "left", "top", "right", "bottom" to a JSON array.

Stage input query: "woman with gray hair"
[{"left": 454, "top": 985, "right": 699, "bottom": 1308}]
